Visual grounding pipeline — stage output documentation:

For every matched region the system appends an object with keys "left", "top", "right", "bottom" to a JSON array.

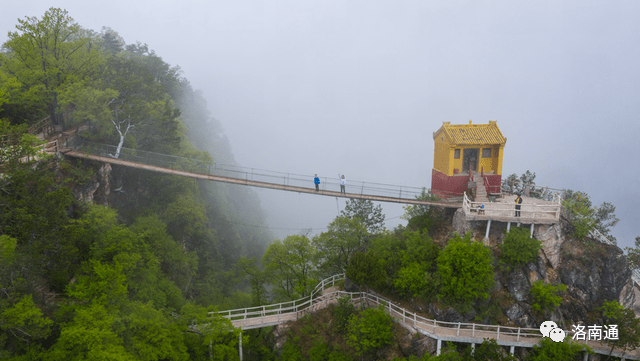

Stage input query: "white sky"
[{"left": 2, "top": 1, "right": 639, "bottom": 249}]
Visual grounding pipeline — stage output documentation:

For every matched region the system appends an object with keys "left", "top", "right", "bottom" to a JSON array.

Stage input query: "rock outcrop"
[{"left": 454, "top": 210, "right": 635, "bottom": 329}]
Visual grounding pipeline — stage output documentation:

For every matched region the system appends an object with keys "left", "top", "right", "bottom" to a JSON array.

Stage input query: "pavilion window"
[
  {"left": 482, "top": 148, "right": 492, "bottom": 158},
  {"left": 454, "top": 149, "right": 460, "bottom": 159}
]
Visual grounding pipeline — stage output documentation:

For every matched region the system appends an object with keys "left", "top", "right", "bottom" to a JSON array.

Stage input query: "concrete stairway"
[{"left": 473, "top": 173, "right": 488, "bottom": 202}]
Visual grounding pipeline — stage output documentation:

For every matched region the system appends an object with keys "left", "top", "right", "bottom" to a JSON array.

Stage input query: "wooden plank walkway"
[{"left": 217, "top": 275, "right": 640, "bottom": 360}]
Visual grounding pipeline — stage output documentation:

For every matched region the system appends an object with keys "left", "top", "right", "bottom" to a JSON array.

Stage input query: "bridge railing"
[{"left": 67, "top": 139, "right": 461, "bottom": 202}]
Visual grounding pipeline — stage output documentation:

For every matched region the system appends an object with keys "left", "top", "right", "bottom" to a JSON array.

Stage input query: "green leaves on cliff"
[
  {"left": 498, "top": 226, "right": 541, "bottom": 268},
  {"left": 529, "top": 281, "right": 566, "bottom": 314},
  {"left": 436, "top": 232, "right": 494, "bottom": 306}
]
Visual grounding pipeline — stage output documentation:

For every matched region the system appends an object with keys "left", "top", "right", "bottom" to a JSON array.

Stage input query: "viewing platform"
[{"left": 463, "top": 192, "right": 562, "bottom": 225}]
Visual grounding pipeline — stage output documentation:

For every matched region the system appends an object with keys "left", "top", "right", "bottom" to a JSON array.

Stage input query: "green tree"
[
  {"left": 1, "top": 8, "right": 102, "bottom": 126},
  {"left": 332, "top": 296, "right": 355, "bottom": 333},
  {"left": 263, "top": 235, "right": 318, "bottom": 300},
  {"left": 502, "top": 170, "right": 540, "bottom": 197},
  {"left": 529, "top": 281, "right": 567, "bottom": 314},
  {"left": 393, "top": 263, "right": 433, "bottom": 299},
  {"left": 527, "top": 337, "right": 591, "bottom": 361},
  {"left": 498, "top": 227, "right": 541, "bottom": 268},
  {"left": 599, "top": 300, "right": 640, "bottom": 358},
  {"left": 0, "top": 295, "right": 52, "bottom": 357},
  {"left": 561, "top": 190, "right": 620, "bottom": 243},
  {"left": 237, "top": 257, "right": 268, "bottom": 306},
  {"left": 313, "top": 216, "right": 368, "bottom": 277},
  {"left": 436, "top": 233, "right": 494, "bottom": 307},
  {"left": 593, "top": 201, "right": 620, "bottom": 244},
  {"left": 562, "top": 191, "right": 596, "bottom": 240},
  {"left": 341, "top": 198, "right": 385, "bottom": 234},
  {"left": 347, "top": 305, "right": 393, "bottom": 358},
  {"left": 460, "top": 338, "right": 517, "bottom": 361},
  {"left": 402, "top": 188, "right": 442, "bottom": 233},
  {"left": 346, "top": 250, "right": 386, "bottom": 291}
]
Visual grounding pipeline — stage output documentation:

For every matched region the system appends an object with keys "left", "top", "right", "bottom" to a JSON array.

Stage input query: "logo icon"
[
  {"left": 539, "top": 321, "right": 557, "bottom": 337},
  {"left": 540, "top": 321, "right": 564, "bottom": 343},
  {"left": 549, "top": 327, "right": 565, "bottom": 342}
]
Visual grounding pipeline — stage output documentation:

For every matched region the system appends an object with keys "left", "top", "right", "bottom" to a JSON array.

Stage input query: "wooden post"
[
  {"left": 517, "top": 328, "right": 520, "bottom": 341},
  {"left": 530, "top": 223, "right": 535, "bottom": 237},
  {"left": 472, "top": 323, "right": 475, "bottom": 338},
  {"left": 510, "top": 346, "right": 514, "bottom": 355},
  {"left": 436, "top": 339, "right": 442, "bottom": 356},
  {"left": 497, "top": 326, "right": 500, "bottom": 340}
]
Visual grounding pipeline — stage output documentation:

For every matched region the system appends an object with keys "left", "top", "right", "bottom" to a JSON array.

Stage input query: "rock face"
[
  {"left": 507, "top": 268, "right": 530, "bottom": 302},
  {"left": 453, "top": 210, "right": 636, "bottom": 330},
  {"left": 72, "top": 160, "right": 112, "bottom": 206},
  {"left": 533, "top": 223, "right": 563, "bottom": 269}
]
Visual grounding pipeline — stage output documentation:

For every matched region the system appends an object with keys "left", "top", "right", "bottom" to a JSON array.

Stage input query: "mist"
[{"left": 2, "top": 1, "right": 639, "bottom": 248}]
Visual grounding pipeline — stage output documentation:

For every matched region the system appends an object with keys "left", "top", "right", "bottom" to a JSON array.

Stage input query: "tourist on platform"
[
  {"left": 515, "top": 195, "right": 523, "bottom": 217},
  {"left": 338, "top": 173, "right": 346, "bottom": 194},
  {"left": 314, "top": 174, "right": 320, "bottom": 191}
]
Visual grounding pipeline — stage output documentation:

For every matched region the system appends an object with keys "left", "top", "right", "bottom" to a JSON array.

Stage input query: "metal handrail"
[
  {"left": 67, "top": 139, "right": 461, "bottom": 202},
  {"left": 213, "top": 275, "right": 640, "bottom": 358},
  {"left": 462, "top": 192, "right": 562, "bottom": 221}
]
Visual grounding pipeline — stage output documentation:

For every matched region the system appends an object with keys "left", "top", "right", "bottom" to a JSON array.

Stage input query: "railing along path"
[
  {"left": 462, "top": 192, "right": 562, "bottom": 224},
  {"left": 215, "top": 274, "right": 640, "bottom": 360}
]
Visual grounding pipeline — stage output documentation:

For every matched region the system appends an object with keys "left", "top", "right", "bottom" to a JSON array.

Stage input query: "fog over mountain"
[{"left": 2, "top": 1, "right": 639, "bottom": 248}]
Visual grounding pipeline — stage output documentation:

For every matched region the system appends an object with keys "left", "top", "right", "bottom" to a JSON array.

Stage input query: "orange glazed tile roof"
[{"left": 434, "top": 120, "right": 507, "bottom": 146}]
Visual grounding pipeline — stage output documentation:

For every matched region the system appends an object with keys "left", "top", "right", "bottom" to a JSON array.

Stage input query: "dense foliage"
[
  {"left": 436, "top": 233, "right": 494, "bottom": 307},
  {"left": 529, "top": 281, "right": 567, "bottom": 314},
  {"left": 498, "top": 227, "right": 542, "bottom": 268},
  {"left": 0, "top": 8, "right": 271, "bottom": 359}
]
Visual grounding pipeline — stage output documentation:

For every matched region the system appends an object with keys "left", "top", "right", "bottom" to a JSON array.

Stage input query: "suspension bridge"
[{"left": 54, "top": 138, "right": 464, "bottom": 207}]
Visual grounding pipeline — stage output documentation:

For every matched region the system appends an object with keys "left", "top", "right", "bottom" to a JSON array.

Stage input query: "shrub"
[
  {"left": 530, "top": 281, "right": 567, "bottom": 313},
  {"left": 347, "top": 305, "right": 393, "bottom": 357},
  {"left": 332, "top": 296, "right": 355, "bottom": 333},
  {"left": 436, "top": 232, "right": 494, "bottom": 307},
  {"left": 345, "top": 250, "right": 386, "bottom": 290},
  {"left": 528, "top": 337, "right": 591, "bottom": 361},
  {"left": 498, "top": 227, "right": 541, "bottom": 268}
]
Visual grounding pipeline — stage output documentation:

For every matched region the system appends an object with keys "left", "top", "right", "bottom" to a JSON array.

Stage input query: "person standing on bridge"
[
  {"left": 314, "top": 174, "right": 320, "bottom": 191},
  {"left": 515, "top": 194, "right": 523, "bottom": 217},
  {"left": 338, "top": 173, "right": 346, "bottom": 194}
]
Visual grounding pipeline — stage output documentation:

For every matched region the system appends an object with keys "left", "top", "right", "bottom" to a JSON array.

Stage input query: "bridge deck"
[{"left": 63, "top": 150, "right": 462, "bottom": 208}]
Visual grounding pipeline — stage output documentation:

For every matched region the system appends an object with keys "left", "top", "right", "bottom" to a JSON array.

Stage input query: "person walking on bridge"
[
  {"left": 338, "top": 173, "right": 346, "bottom": 195},
  {"left": 314, "top": 174, "right": 320, "bottom": 191},
  {"left": 515, "top": 194, "right": 523, "bottom": 217}
]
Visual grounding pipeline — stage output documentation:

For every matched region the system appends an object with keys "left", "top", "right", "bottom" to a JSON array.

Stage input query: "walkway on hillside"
[
  {"left": 58, "top": 139, "right": 462, "bottom": 208},
  {"left": 215, "top": 274, "right": 640, "bottom": 360}
]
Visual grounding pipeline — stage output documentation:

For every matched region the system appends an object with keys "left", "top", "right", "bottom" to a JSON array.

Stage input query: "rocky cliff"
[{"left": 447, "top": 208, "right": 636, "bottom": 329}]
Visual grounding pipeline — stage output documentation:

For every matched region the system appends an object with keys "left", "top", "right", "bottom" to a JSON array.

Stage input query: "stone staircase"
[{"left": 472, "top": 173, "right": 488, "bottom": 202}]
